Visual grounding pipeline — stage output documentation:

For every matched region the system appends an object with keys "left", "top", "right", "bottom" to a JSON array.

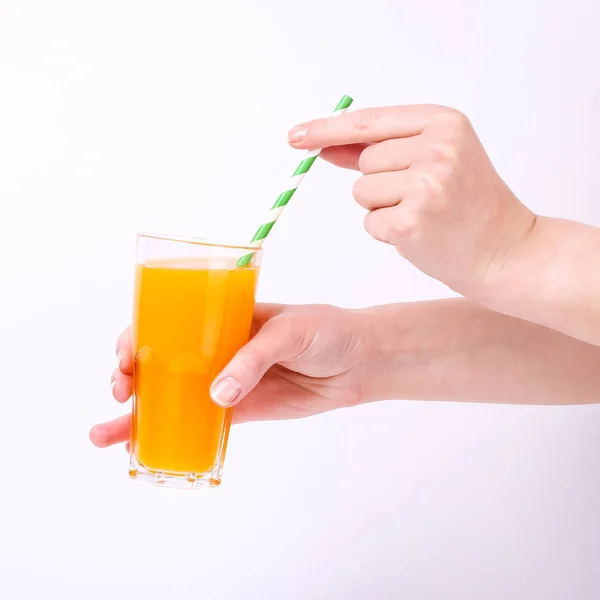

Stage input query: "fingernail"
[
  {"left": 211, "top": 377, "right": 242, "bottom": 407},
  {"left": 288, "top": 126, "right": 307, "bottom": 143},
  {"left": 117, "top": 351, "right": 122, "bottom": 368},
  {"left": 111, "top": 379, "right": 117, "bottom": 391}
]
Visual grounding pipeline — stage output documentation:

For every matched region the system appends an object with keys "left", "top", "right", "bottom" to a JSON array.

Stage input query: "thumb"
[
  {"left": 210, "top": 317, "right": 305, "bottom": 408},
  {"left": 319, "top": 144, "right": 367, "bottom": 171}
]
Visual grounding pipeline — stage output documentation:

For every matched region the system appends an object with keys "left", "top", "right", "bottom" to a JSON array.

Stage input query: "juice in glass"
[{"left": 129, "top": 234, "right": 261, "bottom": 489}]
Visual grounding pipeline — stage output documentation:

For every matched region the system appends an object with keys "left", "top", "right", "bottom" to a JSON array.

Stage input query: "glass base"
[{"left": 129, "top": 454, "right": 222, "bottom": 490}]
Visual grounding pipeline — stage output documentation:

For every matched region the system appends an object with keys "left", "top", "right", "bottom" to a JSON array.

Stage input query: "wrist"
[
  {"left": 465, "top": 206, "right": 540, "bottom": 307},
  {"left": 354, "top": 299, "right": 516, "bottom": 404},
  {"left": 475, "top": 216, "right": 600, "bottom": 344},
  {"left": 353, "top": 303, "right": 431, "bottom": 403}
]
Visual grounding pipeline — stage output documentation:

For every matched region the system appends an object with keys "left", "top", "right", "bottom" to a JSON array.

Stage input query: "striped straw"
[{"left": 237, "top": 95, "right": 354, "bottom": 267}]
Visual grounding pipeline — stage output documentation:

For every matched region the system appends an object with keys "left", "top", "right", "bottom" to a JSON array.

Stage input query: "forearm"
[
  {"left": 480, "top": 216, "right": 600, "bottom": 347},
  {"left": 361, "top": 298, "right": 600, "bottom": 406}
]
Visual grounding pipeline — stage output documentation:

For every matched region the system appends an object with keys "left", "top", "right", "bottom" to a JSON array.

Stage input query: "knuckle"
[
  {"left": 428, "top": 141, "right": 459, "bottom": 167},
  {"left": 415, "top": 170, "right": 444, "bottom": 197},
  {"left": 442, "top": 107, "right": 468, "bottom": 124},
  {"left": 432, "top": 108, "right": 471, "bottom": 134},
  {"left": 267, "top": 315, "right": 305, "bottom": 356},
  {"left": 353, "top": 108, "right": 377, "bottom": 131},
  {"left": 235, "top": 349, "right": 263, "bottom": 374},
  {"left": 396, "top": 210, "right": 420, "bottom": 236}
]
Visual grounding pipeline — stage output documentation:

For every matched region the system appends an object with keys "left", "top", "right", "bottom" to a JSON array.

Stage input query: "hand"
[
  {"left": 288, "top": 105, "right": 537, "bottom": 300},
  {"left": 89, "top": 304, "right": 373, "bottom": 448}
]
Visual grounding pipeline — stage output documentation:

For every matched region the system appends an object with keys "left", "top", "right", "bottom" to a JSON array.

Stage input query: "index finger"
[
  {"left": 116, "top": 326, "right": 133, "bottom": 375},
  {"left": 288, "top": 104, "right": 446, "bottom": 150}
]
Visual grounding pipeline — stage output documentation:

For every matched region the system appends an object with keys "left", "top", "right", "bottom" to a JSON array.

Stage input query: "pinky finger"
[{"left": 89, "top": 414, "right": 131, "bottom": 448}]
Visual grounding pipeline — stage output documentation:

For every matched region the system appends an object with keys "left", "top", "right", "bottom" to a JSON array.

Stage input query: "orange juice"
[{"left": 130, "top": 257, "right": 258, "bottom": 484}]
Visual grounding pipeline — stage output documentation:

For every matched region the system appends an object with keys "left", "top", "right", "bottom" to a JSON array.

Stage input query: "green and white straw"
[{"left": 237, "top": 94, "right": 354, "bottom": 267}]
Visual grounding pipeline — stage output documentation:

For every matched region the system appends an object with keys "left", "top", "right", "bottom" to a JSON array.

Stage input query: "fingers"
[
  {"left": 357, "top": 137, "right": 420, "bottom": 174},
  {"left": 113, "top": 326, "right": 134, "bottom": 402},
  {"left": 106, "top": 308, "right": 288, "bottom": 415},
  {"left": 352, "top": 170, "right": 413, "bottom": 211},
  {"left": 363, "top": 204, "right": 423, "bottom": 246},
  {"left": 111, "top": 368, "right": 133, "bottom": 403},
  {"left": 363, "top": 206, "right": 401, "bottom": 245},
  {"left": 288, "top": 105, "right": 445, "bottom": 149},
  {"left": 116, "top": 326, "right": 133, "bottom": 375},
  {"left": 91, "top": 330, "right": 134, "bottom": 450},
  {"left": 210, "top": 316, "right": 307, "bottom": 408},
  {"left": 89, "top": 414, "right": 131, "bottom": 448},
  {"left": 319, "top": 144, "right": 368, "bottom": 170}
]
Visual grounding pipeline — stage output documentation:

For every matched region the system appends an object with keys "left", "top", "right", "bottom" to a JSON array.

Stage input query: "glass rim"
[{"left": 137, "top": 232, "right": 264, "bottom": 253}]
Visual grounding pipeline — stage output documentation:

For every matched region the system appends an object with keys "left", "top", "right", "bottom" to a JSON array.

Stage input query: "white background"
[{"left": 1, "top": 1, "right": 599, "bottom": 598}]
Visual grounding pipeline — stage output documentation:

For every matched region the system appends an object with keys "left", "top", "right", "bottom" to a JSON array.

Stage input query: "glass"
[{"left": 128, "top": 233, "right": 262, "bottom": 489}]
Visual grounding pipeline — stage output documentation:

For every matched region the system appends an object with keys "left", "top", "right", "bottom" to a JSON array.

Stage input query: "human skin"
[
  {"left": 89, "top": 300, "right": 600, "bottom": 448},
  {"left": 89, "top": 104, "right": 600, "bottom": 448},
  {"left": 290, "top": 105, "right": 600, "bottom": 347}
]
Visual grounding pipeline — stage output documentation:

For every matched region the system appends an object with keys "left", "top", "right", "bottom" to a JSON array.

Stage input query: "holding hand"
[
  {"left": 90, "top": 104, "right": 600, "bottom": 455},
  {"left": 289, "top": 105, "right": 536, "bottom": 301},
  {"left": 91, "top": 298, "right": 600, "bottom": 451},
  {"left": 90, "top": 304, "right": 378, "bottom": 449}
]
